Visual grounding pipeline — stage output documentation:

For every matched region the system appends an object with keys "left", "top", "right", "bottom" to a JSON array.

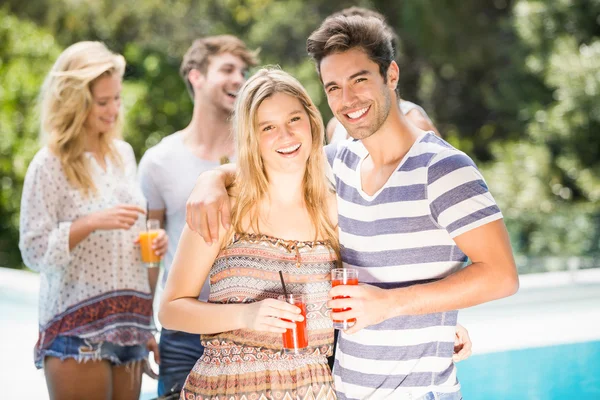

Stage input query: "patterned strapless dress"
[{"left": 180, "top": 233, "right": 338, "bottom": 400}]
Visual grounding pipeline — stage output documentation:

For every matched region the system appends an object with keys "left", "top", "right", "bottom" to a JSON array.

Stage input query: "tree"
[
  {"left": 0, "top": 10, "right": 60, "bottom": 268},
  {"left": 478, "top": 0, "right": 600, "bottom": 264},
  {"left": 2, "top": 0, "right": 599, "bottom": 270}
]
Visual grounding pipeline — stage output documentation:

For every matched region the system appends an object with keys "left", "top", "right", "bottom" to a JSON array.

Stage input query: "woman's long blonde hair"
[
  {"left": 229, "top": 67, "right": 340, "bottom": 260},
  {"left": 40, "top": 41, "right": 126, "bottom": 194}
]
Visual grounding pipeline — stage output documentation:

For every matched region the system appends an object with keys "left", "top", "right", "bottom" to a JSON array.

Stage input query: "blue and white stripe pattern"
[{"left": 325, "top": 132, "right": 502, "bottom": 399}]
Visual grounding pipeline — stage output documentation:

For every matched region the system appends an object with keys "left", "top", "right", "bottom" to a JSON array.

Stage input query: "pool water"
[
  {"left": 3, "top": 268, "right": 600, "bottom": 399},
  {"left": 0, "top": 269, "right": 159, "bottom": 399},
  {"left": 458, "top": 341, "right": 600, "bottom": 399}
]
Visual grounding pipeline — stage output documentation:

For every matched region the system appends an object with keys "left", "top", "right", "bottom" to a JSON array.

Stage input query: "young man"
[
  {"left": 138, "top": 35, "right": 258, "bottom": 396},
  {"left": 308, "top": 15, "right": 518, "bottom": 400},
  {"left": 185, "top": 16, "right": 517, "bottom": 400}
]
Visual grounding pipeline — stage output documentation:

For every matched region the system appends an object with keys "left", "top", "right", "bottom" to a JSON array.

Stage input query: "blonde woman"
[
  {"left": 159, "top": 68, "right": 339, "bottom": 399},
  {"left": 19, "top": 41, "right": 166, "bottom": 400}
]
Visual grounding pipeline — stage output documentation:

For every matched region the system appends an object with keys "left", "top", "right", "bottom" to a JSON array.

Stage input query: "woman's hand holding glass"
[
  {"left": 83, "top": 205, "right": 169, "bottom": 259},
  {"left": 85, "top": 204, "right": 146, "bottom": 231},
  {"left": 241, "top": 298, "right": 304, "bottom": 334},
  {"left": 135, "top": 228, "right": 168, "bottom": 257}
]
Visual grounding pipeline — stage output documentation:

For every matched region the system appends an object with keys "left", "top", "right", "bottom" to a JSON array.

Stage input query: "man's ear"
[
  {"left": 387, "top": 61, "right": 399, "bottom": 92},
  {"left": 188, "top": 68, "right": 205, "bottom": 89}
]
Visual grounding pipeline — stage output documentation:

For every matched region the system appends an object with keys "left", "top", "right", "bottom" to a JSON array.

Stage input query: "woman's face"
[
  {"left": 256, "top": 92, "right": 313, "bottom": 177},
  {"left": 85, "top": 74, "right": 122, "bottom": 136}
]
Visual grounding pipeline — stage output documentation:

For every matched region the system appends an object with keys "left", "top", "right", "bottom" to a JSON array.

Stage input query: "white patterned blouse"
[{"left": 19, "top": 139, "right": 154, "bottom": 368}]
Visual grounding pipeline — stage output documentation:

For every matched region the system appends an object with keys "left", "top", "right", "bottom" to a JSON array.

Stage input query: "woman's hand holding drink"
[
  {"left": 239, "top": 295, "right": 308, "bottom": 354},
  {"left": 278, "top": 294, "right": 309, "bottom": 355},
  {"left": 86, "top": 204, "right": 146, "bottom": 231},
  {"left": 85, "top": 208, "right": 169, "bottom": 268},
  {"left": 241, "top": 298, "right": 304, "bottom": 334},
  {"left": 138, "top": 219, "right": 167, "bottom": 268}
]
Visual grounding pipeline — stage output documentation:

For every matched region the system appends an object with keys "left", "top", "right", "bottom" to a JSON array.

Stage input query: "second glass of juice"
[
  {"left": 331, "top": 268, "right": 359, "bottom": 329},
  {"left": 139, "top": 219, "right": 161, "bottom": 268},
  {"left": 278, "top": 293, "right": 308, "bottom": 355}
]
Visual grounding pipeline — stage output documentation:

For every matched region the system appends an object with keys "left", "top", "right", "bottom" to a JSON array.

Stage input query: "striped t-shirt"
[{"left": 325, "top": 132, "right": 503, "bottom": 399}]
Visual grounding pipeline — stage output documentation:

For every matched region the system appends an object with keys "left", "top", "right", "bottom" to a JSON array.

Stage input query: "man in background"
[{"left": 138, "top": 35, "right": 258, "bottom": 396}]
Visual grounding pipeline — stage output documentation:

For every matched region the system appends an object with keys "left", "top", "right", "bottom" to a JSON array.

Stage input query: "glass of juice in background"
[
  {"left": 278, "top": 293, "right": 309, "bottom": 355},
  {"left": 139, "top": 219, "right": 161, "bottom": 268},
  {"left": 331, "top": 268, "right": 359, "bottom": 329}
]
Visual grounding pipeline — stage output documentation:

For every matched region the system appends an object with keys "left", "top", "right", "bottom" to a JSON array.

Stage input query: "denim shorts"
[{"left": 37, "top": 335, "right": 149, "bottom": 369}]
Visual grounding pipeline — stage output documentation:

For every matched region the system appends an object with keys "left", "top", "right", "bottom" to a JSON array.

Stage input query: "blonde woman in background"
[
  {"left": 19, "top": 41, "right": 166, "bottom": 400},
  {"left": 159, "top": 68, "right": 339, "bottom": 399}
]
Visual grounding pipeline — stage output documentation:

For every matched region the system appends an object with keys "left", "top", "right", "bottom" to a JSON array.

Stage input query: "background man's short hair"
[{"left": 180, "top": 35, "right": 259, "bottom": 97}]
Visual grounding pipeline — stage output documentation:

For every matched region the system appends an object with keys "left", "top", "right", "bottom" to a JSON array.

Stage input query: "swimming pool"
[
  {"left": 0, "top": 268, "right": 159, "bottom": 399},
  {"left": 458, "top": 341, "right": 600, "bottom": 399},
  {"left": 2, "top": 267, "right": 599, "bottom": 399}
]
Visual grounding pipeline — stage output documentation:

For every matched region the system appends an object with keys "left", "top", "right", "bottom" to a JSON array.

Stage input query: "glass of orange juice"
[{"left": 139, "top": 219, "right": 161, "bottom": 268}]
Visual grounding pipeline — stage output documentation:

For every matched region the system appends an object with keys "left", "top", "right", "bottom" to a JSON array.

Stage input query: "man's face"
[
  {"left": 320, "top": 48, "right": 394, "bottom": 140},
  {"left": 193, "top": 52, "right": 248, "bottom": 113}
]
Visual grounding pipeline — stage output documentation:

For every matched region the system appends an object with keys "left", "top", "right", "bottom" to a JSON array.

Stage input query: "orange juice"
[{"left": 139, "top": 230, "right": 161, "bottom": 264}]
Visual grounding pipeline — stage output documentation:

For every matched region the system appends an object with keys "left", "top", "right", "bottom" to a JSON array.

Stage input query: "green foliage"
[
  {"left": 528, "top": 37, "right": 600, "bottom": 193},
  {"left": 480, "top": 141, "right": 600, "bottom": 260},
  {"left": 479, "top": 0, "right": 600, "bottom": 267},
  {"left": 0, "top": 9, "right": 60, "bottom": 268},
  {"left": 1, "top": 0, "right": 599, "bottom": 271}
]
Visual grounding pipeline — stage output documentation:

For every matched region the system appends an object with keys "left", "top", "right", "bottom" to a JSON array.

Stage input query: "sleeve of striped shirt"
[
  {"left": 426, "top": 149, "right": 503, "bottom": 238},
  {"left": 324, "top": 142, "right": 340, "bottom": 168}
]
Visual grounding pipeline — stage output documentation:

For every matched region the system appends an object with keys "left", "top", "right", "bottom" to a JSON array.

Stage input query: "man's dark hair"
[
  {"left": 329, "top": 6, "right": 399, "bottom": 56},
  {"left": 306, "top": 15, "right": 396, "bottom": 93}
]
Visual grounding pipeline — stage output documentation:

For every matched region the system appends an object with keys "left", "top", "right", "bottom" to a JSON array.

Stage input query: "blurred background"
[{"left": 1, "top": 0, "right": 599, "bottom": 399}]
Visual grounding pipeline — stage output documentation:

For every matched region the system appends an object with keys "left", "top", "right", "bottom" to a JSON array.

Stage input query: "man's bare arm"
[
  {"left": 329, "top": 219, "right": 519, "bottom": 334},
  {"left": 394, "top": 219, "right": 518, "bottom": 314},
  {"left": 185, "top": 163, "right": 237, "bottom": 245}
]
